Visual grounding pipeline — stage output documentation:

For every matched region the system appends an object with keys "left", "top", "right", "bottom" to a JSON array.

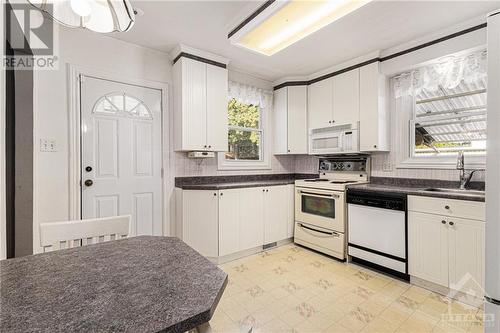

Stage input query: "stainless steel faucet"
[{"left": 456, "top": 151, "right": 479, "bottom": 190}]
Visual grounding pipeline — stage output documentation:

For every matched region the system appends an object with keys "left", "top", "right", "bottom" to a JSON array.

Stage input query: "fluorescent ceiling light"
[{"left": 230, "top": 0, "right": 373, "bottom": 56}]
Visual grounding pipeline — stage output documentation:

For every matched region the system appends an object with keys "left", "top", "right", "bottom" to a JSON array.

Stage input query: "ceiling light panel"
[{"left": 230, "top": 0, "right": 373, "bottom": 56}]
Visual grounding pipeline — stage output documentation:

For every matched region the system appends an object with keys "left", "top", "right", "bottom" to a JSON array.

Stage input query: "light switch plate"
[{"left": 40, "top": 139, "right": 57, "bottom": 152}]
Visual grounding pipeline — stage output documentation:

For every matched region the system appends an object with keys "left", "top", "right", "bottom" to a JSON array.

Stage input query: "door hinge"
[{"left": 79, "top": 75, "right": 85, "bottom": 83}]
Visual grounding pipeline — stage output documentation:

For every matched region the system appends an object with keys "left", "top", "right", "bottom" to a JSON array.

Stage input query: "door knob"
[
  {"left": 84, "top": 179, "right": 93, "bottom": 187},
  {"left": 85, "top": 166, "right": 92, "bottom": 172}
]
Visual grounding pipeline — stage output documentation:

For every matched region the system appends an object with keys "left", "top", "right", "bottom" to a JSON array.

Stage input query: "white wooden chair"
[{"left": 40, "top": 215, "right": 131, "bottom": 252}]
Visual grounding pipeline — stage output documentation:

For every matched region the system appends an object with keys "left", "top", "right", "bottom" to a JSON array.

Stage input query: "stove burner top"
[{"left": 304, "top": 179, "right": 329, "bottom": 182}]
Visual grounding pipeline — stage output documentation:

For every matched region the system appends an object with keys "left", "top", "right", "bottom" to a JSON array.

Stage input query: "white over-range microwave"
[{"left": 309, "top": 123, "right": 359, "bottom": 155}]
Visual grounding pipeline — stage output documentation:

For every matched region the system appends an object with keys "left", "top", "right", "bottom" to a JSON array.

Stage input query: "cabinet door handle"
[
  {"left": 441, "top": 220, "right": 447, "bottom": 224},
  {"left": 373, "top": 145, "right": 377, "bottom": 149},
  {"left": 213, "top": 193, "right": 217, "bottom": 196},
  {"left": 449, "top": 221, "right": 454, "bottom": 226}
]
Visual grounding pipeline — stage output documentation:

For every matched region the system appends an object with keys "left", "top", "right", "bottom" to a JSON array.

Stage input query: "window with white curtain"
[
  {"left": 393, "top": 49, "right": 487, "bottom": 168},
  {"left": 218, "top": 81, "right": 273, "bottom": 170}
]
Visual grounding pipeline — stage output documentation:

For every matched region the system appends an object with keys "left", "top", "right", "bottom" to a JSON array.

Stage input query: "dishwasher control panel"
[{"left": 346, "top": 192, "right": 406, "bottom": 211}]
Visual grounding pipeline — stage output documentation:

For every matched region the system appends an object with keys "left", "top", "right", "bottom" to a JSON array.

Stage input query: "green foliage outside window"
[{"left": 226, "top": 98, "right": 261, "bottom": 161}]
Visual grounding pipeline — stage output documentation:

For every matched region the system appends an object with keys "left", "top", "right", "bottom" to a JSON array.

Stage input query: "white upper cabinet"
[
  {"left": 206, "top": 65, "right": 229, "bottom": 152},
  {"left": 308, "top": 78, "right": 333, "bottom": 129},
  {"left": 173, "top": 56, "right": 228, "bottom": 151},
  {"left": 287, "top": 86, "right": 308, "bottom": 154},
  {"left": 359, "top": 62, "right": 389, "bottom": 152},
  {"left": 273, "top": 86, "right": 308, "bottom": 154},
  {"left": 273, "top": 87, "right": 288, "bottom": 154},
  {"left": 308, "top": 69, "right": 360, "bottom": 130},
  {"left": 333, "top": 69, "right": 360, "bottom": 126}
]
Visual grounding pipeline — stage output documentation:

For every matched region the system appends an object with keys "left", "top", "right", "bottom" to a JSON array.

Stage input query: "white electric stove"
[{"left": 294, "top": 156, "right": 369, "bottom": 260}]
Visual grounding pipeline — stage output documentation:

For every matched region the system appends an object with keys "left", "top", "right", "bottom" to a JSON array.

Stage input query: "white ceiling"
[{"left": 114, "top": 1, "right": 499, "bottom": 82}]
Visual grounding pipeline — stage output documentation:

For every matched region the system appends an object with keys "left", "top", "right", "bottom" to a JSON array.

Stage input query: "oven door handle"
[
  {"left": 298, "top": 223, "right": 340, "bottom": 238},
  {"left": 298, "top": 190, "right": 340, "bottom": 198}
]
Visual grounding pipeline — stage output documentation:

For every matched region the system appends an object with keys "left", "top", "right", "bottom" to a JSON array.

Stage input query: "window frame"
[
  {"left": 396, "top": 92, "right": 486, "bottom": 170},
  {"left": 218, "top": 98, "right": 271, "bottom": 170}
]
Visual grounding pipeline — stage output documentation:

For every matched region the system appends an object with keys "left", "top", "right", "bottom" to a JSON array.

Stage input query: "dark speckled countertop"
[
  {"left": 0, "top": 236, "right": 228, "bottom": 333},
  {"left": 347, "top": 177, "right": 485, "bottom": 202},
  {"left": 175, "top": 173, "right": 318, "bottom": 190}
]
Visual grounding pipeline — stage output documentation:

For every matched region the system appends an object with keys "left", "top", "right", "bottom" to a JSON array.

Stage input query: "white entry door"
[{"left": 81, "top": 76, "right": 163, "bottom": 236}]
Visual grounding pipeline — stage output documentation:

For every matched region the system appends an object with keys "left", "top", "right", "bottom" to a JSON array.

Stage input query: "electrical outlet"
[
  {"left": 382, "top": 161, "right": 393, "bottom": 172},
  {"left": 40, "top": 139, "right": 57, "bottom": 152}
]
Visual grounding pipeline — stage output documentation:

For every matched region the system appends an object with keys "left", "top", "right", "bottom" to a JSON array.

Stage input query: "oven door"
[
  {"left": 309, "top": 131, "right": 344, "bottom": 154},
  {"left": 295, "top": 187, "right": 345, "bottom": 232}
]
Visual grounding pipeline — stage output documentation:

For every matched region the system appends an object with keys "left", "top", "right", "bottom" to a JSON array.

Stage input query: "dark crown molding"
[
  {"left": 173, "top": 52, "right": 227, "bottom": 69},
  {"left": 273, "top": 22, "right": 487, "bottom": 90}
]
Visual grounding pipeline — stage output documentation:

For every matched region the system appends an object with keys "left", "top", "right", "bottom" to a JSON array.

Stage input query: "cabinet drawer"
[
  {"left": 294, "top": 222, "right": 344, "bottom": 259},
  {"left": 408, "top": 196, "right": 485, "bottom": 221}
]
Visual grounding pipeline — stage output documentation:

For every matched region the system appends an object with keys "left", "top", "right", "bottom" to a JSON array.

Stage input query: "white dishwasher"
[{"left": 347, "top": 191, "right": 408, "bottom": 280}]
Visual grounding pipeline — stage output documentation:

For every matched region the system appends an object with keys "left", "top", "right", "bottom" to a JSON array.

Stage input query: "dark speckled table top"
[{"left": 0, "top": 236, "right": 228, "bottom": 333}]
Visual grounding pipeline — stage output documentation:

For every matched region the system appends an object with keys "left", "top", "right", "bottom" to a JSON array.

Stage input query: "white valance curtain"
[
  {"left": 393, "top": 49, "right": 487, "bottom": 98},
  {"left": 228, "top": 81, "right": 273, "bottom": 109}
]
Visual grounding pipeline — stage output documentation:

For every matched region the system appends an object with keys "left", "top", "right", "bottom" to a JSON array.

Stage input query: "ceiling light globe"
[{"left": 70, "top": 0, "right": 92, "bottom": 17}]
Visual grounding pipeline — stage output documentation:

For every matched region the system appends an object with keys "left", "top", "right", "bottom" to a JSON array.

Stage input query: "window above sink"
[{"left": 392, "top": 48, "right": 487, "bottom": 169}]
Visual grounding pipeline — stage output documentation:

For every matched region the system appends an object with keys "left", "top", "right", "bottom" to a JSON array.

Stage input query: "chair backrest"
[{"left": 40, "top": 215, "right": 131, "bottom": 252}]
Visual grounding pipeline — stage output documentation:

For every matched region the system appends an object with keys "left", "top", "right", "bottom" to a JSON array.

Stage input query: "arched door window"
[{"left": 93, "top": 93, "right": 152, "bottom": 119}]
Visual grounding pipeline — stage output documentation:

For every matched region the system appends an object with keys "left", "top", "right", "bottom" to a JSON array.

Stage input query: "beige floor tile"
[
  {"left": 214, "top": 245, "right": 480, "bottom": 333},
  {"left": 279, "top": 308, "right": 307, "bottom": 327},
  {"left": 323, "top": 322, "right": 356, "bottom": 333},
  {"left": 396, "top": 311, "right": 439, "bottom": 333},
  {"left": 338, "top": 306, "right": 374, "bottom": 332},
  {"left": 432, "top": 320, "right": 468, "bottom": 333},
  {"left": 360, "top": 317, "right": 400, "bottom": 333},
  {"left": 254, "top": 318, "right": 291, "bottom": 333},
  {"left": 378, "top": 304, "right": 413, "bottom": 326},
  {"left": 293, "top": 320, "right": 323, "bottom": 333},
  {"left": 402, "top": 286, "right": 433, "bottom": 303}
]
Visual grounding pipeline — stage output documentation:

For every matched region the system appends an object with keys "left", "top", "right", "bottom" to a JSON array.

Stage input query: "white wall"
[{"left": 33, "top": 26, "right": 172, "bottom": 252}]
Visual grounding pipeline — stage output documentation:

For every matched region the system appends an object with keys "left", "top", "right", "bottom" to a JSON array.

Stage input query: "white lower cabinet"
[
  {"left": 448, "top": 216, "right": 485, "bottom": 296},
  {"left": 181, "top": 190, "right": 219, "bottom": 258},
  {"left": 409, "top": 211, "right": 449, "bottom": 286},
  {"left": 218, "top": 189, "right": 240, "bottom": 257},
  {"left": 264, "top": 186, "right": 288, "bottom": 244},
  {"left": 179, "top": 185, "right": 294, "bottom": 260},
  {"left": 408, "top": 196, "right": 485, "bottom": 297},
  {"left": 238, "top": 187, "right": 265, "bottom": 251}
]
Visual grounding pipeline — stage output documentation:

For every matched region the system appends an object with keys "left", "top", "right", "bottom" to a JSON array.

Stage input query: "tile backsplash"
[
  {"left": 370, "top": 152, "right": 485, "bottom": 182},
  {"left": 174, "top": 152, "right": 485, "bottom": 182},
  {"left": 174, "top": 152, "right": 296, "bottom": 177}
]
